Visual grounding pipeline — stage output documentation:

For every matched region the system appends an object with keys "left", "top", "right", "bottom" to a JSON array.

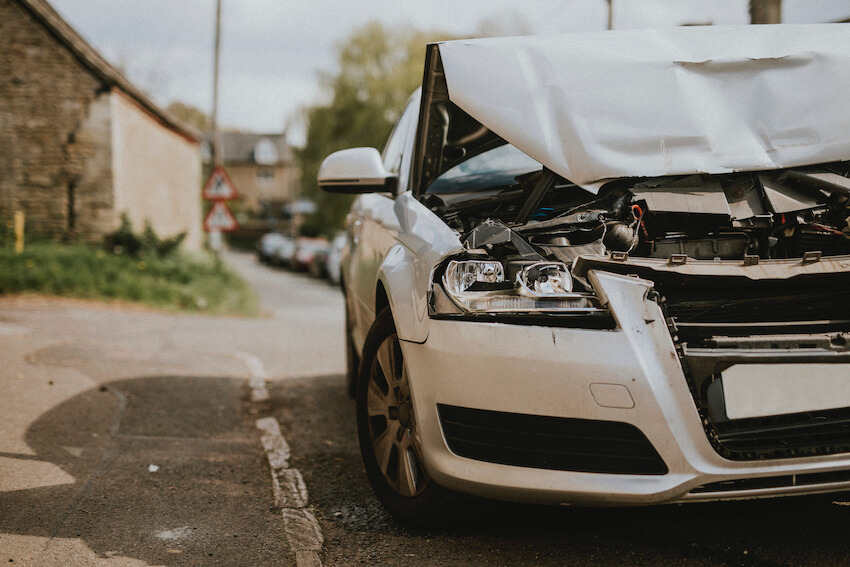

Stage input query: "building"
[
  {"left": 0, "top": 0, "right": 203, "bottom": 249},
  {"left": 204, "top": 132, "right": 299, "bottom": 220}
]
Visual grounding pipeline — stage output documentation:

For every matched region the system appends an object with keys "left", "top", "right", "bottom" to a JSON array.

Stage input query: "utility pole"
[
  {"left": 209, "top": 0, "right": 224, "bottom": 251},
  {"left": 750, "top": 0, "right": 781, "bottom": 24},
  {"left": 212, "top": 0, "right": 222, "bottom": 166},
  {"left": 606, "top": 0, "right": 613, "bottom": 30}
]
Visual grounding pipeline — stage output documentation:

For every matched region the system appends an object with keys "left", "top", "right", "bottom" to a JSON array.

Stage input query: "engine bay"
[{"left": 424, "top": 160, "right": 850, "bottom": 263}]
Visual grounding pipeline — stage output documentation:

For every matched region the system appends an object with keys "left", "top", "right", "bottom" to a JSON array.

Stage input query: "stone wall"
[{"left": 0, "top": 0, "right": 114, "bottom": 241}]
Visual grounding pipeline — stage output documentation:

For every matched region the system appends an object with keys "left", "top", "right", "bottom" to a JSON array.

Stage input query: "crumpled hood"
[{"left": 437, "top": 24, "right": 850, "bottom": 192}]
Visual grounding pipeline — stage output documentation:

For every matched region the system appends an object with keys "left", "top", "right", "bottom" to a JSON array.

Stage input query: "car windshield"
[{"left": 425, "top": 144, "right": 541, "bottom": 194}]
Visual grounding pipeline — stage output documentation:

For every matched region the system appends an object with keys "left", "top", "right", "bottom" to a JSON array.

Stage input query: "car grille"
[
  {"left": 711, "top": 408, "right": 850, "bottom": 460},
  {"left": 664, "top": 280, "right": 850, "bottom": 327},
  {"left": 692, "top": 467, "right": 850, "bottom": 494},
  {"left": 659, "top": 273, "right": 850, "bottom": 461},
  {"left": 437, "top": 404, "right": 668, "bottom": 475}
]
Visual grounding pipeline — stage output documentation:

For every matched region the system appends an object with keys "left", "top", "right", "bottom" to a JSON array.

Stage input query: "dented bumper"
[{"left": 401, "top": 271, "right": 850, "bottom": 505}]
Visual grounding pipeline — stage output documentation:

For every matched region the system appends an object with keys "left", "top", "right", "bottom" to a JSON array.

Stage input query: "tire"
[{"left": 356, "top": 307, "right": 459, "bottom": 526}]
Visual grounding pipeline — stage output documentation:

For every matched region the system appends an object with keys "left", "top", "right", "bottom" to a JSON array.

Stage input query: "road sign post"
[
  {"left": 202, "top": 166, "right": 239, "bottom": 201},
  {"left": 203, "top": 201, "right": 239, "bottom": 233},
  {"left": 202, "top": 165, "right": 239, "bottom": 251}
]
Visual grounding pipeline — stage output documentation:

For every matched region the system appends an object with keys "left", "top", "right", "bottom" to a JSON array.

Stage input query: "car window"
[
  {"left": 425, "top": 143, "right": 541, "bottom": 194},
  {"left": 396, "top": 98, "right": 421, "bottom": 194},
  {"left": 381, "top": 98, "right": 419, "bottom": 176}
]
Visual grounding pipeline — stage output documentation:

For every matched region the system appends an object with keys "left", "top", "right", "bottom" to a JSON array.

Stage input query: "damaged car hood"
[{"left": 436, "top": 24, "right": 850, "bottom": 192}]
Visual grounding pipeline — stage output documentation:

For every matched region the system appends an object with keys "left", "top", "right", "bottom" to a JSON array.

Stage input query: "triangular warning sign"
[
  {"left": 202, "top": 166, "right": 239, "bottom": 200},
  {"left": 203, "top": 201, "right": 239, "bottom": 232}
]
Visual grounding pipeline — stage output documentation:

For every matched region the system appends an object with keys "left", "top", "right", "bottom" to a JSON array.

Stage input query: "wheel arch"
[
  {"left": 375, "top": 244, "right": 431, "bottom": 344},
  {"left": 375, "top": 282, "right": 390, "bottom": 317}
]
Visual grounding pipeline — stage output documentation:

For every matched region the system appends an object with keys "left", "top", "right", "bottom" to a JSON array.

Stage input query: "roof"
[
  {"left": 16, "top": 0, "right": 200, "bottom": 142},
  {"left": 437, "top": 24, "right": 850, "bottom": 191},
  {"left": 204, "top": 132, "right": 294, "bottom": 165}
]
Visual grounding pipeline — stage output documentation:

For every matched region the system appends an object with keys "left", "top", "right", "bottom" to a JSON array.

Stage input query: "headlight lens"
[
  {"left": 443, "top": 260, "right": 505, "bottom": 295},
  {"left": 437, "top": 258, "right": 601, "bottom": 315},
  {"left": 516, "top": 262, "right": 573, "bottom": 296}
]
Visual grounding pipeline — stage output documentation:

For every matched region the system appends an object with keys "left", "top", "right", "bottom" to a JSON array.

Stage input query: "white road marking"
[
  {"left": 155, "top": 527, "right": 192, "bottom": 541},
  {"left": 245, "top": 351, "right": 324, "bottom": 566},
  {"left": 283, "top": 508, "right": 324, "bottom": 551},
  {"left": 235, "top": 351, "right": 271, "bottom": 402},
  {"left": 0, "top": 323, "right": 29, "bottom": 336},
  {"left": 255, "top": 415, "right": 324, "bottom": 567},
  {"left": 256, "top": 417, "right": 291, "bottom": 469},
  {"left": 276, "top": 469, "right": 309, "bottom": 509}
]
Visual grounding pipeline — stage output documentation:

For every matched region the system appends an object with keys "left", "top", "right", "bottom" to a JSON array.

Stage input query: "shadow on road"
[{"left": 1, "top": 375, "right": 283, "bottom": 566}]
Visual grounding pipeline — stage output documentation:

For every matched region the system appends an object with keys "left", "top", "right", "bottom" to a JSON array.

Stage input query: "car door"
[{"left": 346, "top": 94, "right": 421, "bottom": 350}]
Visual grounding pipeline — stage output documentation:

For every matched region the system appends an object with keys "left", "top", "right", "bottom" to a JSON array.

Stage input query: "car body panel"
[
  {"left": 399, "top": 271, "right": 850, "bottom": 504},
  {"left": 344, "top": 191, "right": 463, "bottom": 348}
]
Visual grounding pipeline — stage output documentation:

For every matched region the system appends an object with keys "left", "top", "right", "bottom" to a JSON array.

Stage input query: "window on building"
[{"left": 257, "top": 167, "right": 275, "bottom": 186}]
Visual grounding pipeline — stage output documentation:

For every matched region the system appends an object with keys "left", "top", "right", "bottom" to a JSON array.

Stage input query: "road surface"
[{"left": 3, "top": 250, "right": 850, "bottom": 566}]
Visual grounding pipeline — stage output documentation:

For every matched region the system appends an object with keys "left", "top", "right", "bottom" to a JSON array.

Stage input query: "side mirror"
[{"left": 318, "top": 147, "right": 397, "bottom": 194}]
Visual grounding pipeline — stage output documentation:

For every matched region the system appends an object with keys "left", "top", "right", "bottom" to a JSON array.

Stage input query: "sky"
[{"left": 50, "top": 0, "right": 850, "bottom": 146}]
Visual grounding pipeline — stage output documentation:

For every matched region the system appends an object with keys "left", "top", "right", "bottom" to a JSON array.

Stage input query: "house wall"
[
  {"left": 226, "top": 163, "right": 299, "bottom": 213},
  {"left": 0, "top": 0, "right": 114, "bottom": 240},
  {"left": 111, "top": 90, "right": 203, "bottom": 250}
]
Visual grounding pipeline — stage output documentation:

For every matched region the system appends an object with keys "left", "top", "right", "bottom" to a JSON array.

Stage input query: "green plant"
[
  {"left": 0, "top": 242, "right": 258, "bottom": 316},
  {"left": 103, "top": 213, "right": 186, "bottom": 259}
]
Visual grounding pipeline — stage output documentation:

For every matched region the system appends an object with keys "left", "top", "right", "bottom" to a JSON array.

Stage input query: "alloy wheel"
[{"left": 365, "top": 333, "right": 430, "bottom": 497}]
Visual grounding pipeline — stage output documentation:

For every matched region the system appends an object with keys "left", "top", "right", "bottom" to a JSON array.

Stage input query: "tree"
[
  {"left": 297, "top": 22, "right": 456, "bottom": 234},
  {"left": 749, "top": 0, "right": 781, "bottom": 23},
  {"left": 165, "top": 101, "right": 212, "bottom": 132}
]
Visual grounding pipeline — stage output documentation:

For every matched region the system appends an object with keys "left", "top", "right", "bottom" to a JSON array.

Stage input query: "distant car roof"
[{"left": 437, "top": 24, "right": 850, "bottom": 191}]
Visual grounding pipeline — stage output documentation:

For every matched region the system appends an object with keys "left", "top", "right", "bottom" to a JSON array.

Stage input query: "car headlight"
[
  {"left": 443, "top": 259, "right": 505, "bottom": 295},
  {"left": 516, "top": 262, "right": 573, "bottom": 296},
  {"left": 433, "top": 258, "right": 602, "bottom": 315}
]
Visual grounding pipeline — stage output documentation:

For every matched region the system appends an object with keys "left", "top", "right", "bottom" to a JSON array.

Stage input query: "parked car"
[
  {"left": 270, "top": 235, "right": 297, "bottom": 268},
  {"left": 323, "top": 233, "right": 347, "bottom": 286},
  {"left": 256, "top": 232, "right": 289, "bottom": 264},
  {"left": 291, "top": 237, "right": 329, "bottom": 273},
  {"left": 319, "top": 26, "right": 850, "bottom": 525}
]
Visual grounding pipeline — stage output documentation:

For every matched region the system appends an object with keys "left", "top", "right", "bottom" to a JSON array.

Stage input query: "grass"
[{"left": 0, "top": 243, "right": 259, "bottom": 316}]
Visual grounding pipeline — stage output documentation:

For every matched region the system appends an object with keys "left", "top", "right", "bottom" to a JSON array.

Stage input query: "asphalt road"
[
  {"left": 279, "top": 374, "right": 850, "bottom": 567},
  {"left": 0, "top": 250, "right": 344, "bottom": 566},
  {"left": 4, "top": 250, "right": 850, "bottom": 566}
]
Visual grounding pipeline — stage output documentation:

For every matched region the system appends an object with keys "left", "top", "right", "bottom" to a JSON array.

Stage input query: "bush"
[
  {"left": 104, "top": 213, "right": 186, "bottom": 259},
  {"left": 0, "top": 242, "right": 258, "bottom": 316}
]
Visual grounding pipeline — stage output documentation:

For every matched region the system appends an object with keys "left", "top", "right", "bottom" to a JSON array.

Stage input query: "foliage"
[
  {"left": 166, "top": 101, "right": 212, "bottom": 131},
  {"left": 0, "top": 243, "right": 258, "bottom": 316},
  {"left": 297, "top": 22, "right": 457, "bottom": 234},
  {"left": 0, "top": 215, "right": 257, "bottom": 315},
  {"left": 104, "top": 213, "right": 186, "bottom": 259}
]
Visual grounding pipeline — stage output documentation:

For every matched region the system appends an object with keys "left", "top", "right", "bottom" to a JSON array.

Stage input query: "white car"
[
  {"left": 256, "top": 232, "right": 289, "bottom": 264},
  {"left": 319, "top": 25, "right": 850, "bottom": 525}
]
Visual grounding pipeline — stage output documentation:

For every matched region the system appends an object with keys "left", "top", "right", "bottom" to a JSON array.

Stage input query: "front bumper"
[{"left": 400, "top": 271, "right": 850, "bottom": 505}]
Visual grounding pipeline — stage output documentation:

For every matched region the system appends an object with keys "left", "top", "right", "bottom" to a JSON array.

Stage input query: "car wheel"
[{"left": 356, "top": 307, "right": 459, "bottom": 526}]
